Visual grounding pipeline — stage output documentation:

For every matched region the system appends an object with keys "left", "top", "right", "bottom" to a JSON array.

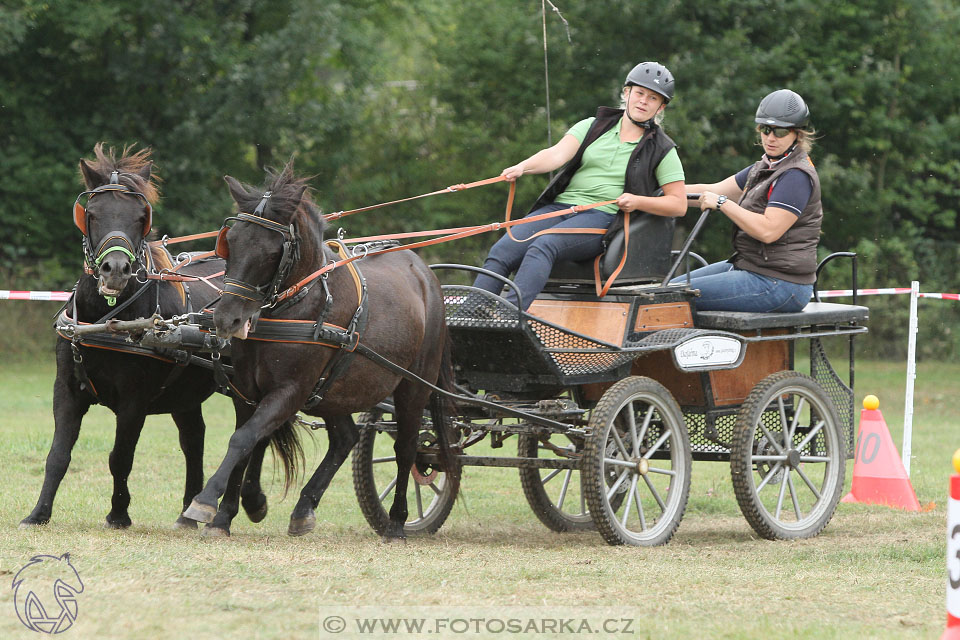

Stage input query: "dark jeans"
[
  {"left": 670, "top": 261, "right": 812, "bottom": 312},
  {"left": 472, "top": 203, "right": 613, "bottom": 310}
]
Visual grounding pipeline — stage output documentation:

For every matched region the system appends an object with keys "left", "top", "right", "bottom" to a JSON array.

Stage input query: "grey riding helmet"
[
  {"left": 625, "top": 62, "right": 674, "bottom": 103},
  {"left": 755, "top": 89, "right": 810, "bottom": 128}
]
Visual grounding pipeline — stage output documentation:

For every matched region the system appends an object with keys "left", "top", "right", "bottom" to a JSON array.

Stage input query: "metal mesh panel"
[
  {"left": 809, "top": 338, "right": 855, "bottom": 457},
  {"left": 628, "top": 328, "right": 705, "bottom": 347},
  {"left": 685, "top": 412, "right": 738, "bottom": 455},
  {"left": 526, "top": 318, "right": 636, "bottom": 376},
  {"left": 444, "top": 287, "right": 636, "bottom": 377},
  {"left": 444, "top": 288, "right": 521, "bottom": 328}
]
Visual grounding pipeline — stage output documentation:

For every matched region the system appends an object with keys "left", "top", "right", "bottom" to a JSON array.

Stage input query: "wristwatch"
[{"left": 716, "top": 195, "right": 728, "bottom": 209}]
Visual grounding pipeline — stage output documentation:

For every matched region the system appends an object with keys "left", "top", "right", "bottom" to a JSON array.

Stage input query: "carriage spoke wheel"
[
  {"left": 730, "top": 371, "right": 845, "bottom": 540},
  {"left": 518, "top": 432, "right": 594, "bottom": 532},
  {"left": 582, "top": 377, "right": 691, "bottom": 546},
  {"left": 352, "top": 411, "right": 460, "bottom": 536}
]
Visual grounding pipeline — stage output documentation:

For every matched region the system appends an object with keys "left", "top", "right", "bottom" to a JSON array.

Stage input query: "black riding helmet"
[
  {"left": 625, "top": 61, "right": 674, "bottom": 103},
  {"left": 755, "top": 89, "right": 810, "bottom": 128}
]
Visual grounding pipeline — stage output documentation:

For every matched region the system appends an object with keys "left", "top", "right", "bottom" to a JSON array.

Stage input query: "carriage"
[
  {"left": 348, "top": 204, "right": 868, "bottom": 546},
  {"left": 45, "top": 151, "right": 867, "bottom": 546}
]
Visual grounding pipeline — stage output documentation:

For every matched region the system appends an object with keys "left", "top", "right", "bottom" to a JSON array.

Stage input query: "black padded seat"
[
  {"left": 695, "top": 302, "right": 869, "bottom": 331},
  {"left": 546, "top": 212, "right": 674, "bottom": 285}
]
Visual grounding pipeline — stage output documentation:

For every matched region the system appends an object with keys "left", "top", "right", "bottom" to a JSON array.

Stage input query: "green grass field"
[{"left": 0, "top": 357, "right": 954, "bottom": 639}]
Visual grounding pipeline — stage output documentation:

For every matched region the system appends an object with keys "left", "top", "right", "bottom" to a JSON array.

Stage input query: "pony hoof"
[
  {"left": 104, "top": 516, "right": 132, "bottom": 530},
  {"left": 244, "top": 497, "right": 268, "bottom": 524},
  {"left": 183, "top": 500, "right": 217, "bottom": 524},
  {"left": 173, "top": 517, "right": 199, "bottom": 530},
  {"left": 288, "top": 512, "right": 316, "bottom": 537},
  {"left": 19, "top": 518, "right": 47, "bottom": 530},
  {"left": 201, "top": 525, "right": 231, "bottom": 538},
  {"left": 380, "top": 534, "right": 408, "bottom": 544}
]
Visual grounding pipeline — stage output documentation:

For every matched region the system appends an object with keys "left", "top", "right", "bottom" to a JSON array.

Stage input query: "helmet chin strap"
[{"left": 766, "top": 141, "right": 799, "bottom": 163}]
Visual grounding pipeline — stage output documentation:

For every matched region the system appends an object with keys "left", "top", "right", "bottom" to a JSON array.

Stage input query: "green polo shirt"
[{"left": 555, "top": 117, "right": 685, "bottom": 214}]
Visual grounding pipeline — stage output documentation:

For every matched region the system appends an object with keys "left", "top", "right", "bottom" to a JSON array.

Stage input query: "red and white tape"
[
  {"left": 0, "top": 290, "right": 72, "bottom": 302},
  {"left": 817, "top": 288, "right": 960, "bottom": 301}
]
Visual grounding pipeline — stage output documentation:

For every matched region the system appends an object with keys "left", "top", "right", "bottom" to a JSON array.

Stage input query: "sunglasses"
[{"left": 757, "top": 125, "right": 793, "bottom": 138}]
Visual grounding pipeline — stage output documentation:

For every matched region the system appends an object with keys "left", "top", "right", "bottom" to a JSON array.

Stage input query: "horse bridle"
[
  {"left": 73, "top": 170, "right": 153, "bottom": 277},
  {"left": 216, "top": 191, "right": 302, "bottom": 307}
]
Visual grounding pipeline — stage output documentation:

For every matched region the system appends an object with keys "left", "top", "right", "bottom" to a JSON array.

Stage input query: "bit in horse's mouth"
[{"left": 98, "top": 283, "right": 122, "bottom": 297}]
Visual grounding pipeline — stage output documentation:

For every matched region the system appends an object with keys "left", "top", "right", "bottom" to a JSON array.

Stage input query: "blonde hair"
[{"left": 794, "top": 127, "right": 817, "bottom": 153}]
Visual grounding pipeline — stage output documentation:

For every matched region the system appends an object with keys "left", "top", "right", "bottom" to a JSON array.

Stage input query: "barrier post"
[
  {"left": 944, "top": 449, "right": 960, "bottom": 639},
  {"left": 903, "top": 280, "right": 919, "bottom": 476}
]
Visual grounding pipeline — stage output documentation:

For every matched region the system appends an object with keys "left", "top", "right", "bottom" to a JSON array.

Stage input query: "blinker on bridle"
[{"left": 216, "top": 191, "right": 302, "bottom": 308}]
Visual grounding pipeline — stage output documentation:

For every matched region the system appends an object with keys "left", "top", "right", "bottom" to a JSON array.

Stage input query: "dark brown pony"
[
  {"left": 182, "top": 164, "right": 457, "bottom": 539},
  {"left": 20, "top": 144, "right": 238, "bottom": 530}
]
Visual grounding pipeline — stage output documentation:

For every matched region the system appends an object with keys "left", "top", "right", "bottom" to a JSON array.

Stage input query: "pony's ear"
[
  {"left": 79, "top": 159, "right": 101, "bottom": 189},
  {"left": 224, "top": 175, "right": 249, "bottom": 204},
  {"left": 136, "top": 161, "right": 152, "bottom": 182}
]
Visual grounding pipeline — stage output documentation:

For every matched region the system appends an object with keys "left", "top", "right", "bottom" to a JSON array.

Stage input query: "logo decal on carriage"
[
  {"left": 672, "top": 335, "right": 745, "bottom": 371},
  {"left": 11, "top": 553, "right": 84, "bottom": 634}
]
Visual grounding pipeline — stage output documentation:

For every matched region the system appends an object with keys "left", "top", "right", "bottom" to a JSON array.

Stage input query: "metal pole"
[
  {"left": 902, "top": 280, "right": 919, "bottom": 476},
  {"left": 541, "top": 0, "right": 552, "bottom": 149}
]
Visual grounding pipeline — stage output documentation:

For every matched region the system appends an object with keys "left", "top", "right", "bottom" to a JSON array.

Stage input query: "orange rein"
[
  {"left": 126, "top": 174, "right": 625, "bottom": 299},
  {"left": 275, "top": 178, "right": 620, "bottom": 304}
]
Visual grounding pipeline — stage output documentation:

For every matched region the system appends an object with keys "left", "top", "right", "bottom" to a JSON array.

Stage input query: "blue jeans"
[
  {"left": 473, "top": 203, "right": 612, "bottom": 310},
  {"left": 670, "top": 261, "right": 812, "bottom": 312}
]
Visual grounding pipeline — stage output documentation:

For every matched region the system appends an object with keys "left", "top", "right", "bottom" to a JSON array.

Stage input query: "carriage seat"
[
  {"left": 545, "top": 212, "right": 675, "bottom": 286},
  {"left": 694, "top": 302, "right": 869, "bottom": 331}
]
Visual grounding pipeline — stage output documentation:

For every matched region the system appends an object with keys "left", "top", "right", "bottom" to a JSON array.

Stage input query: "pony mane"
[
  {"left": 84, "top": 142, "right": 160, "bottom": 204},
  {"left": 263, "top": 162, "right": 325, "bottom": 233}
]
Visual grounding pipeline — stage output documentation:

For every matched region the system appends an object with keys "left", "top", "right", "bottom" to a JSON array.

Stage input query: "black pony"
[
  {"left": 182, "top": 164, "right": 458, "bottom": 539},
  {"left": 20, "top": 144, "right": 242, "bottom": 530}
]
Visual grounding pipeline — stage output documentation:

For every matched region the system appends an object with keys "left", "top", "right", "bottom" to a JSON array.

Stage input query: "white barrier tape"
[
  {"left": 817, "top": 289, "right": 960, "bottom": 300},
  {"left": 0, "top": 290, "right": 71, "bottom": 301}
]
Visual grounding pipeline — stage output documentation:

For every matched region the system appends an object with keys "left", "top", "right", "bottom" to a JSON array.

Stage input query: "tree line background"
[{"left": 2, "top": 0, "right": 958, "bottom": 358}]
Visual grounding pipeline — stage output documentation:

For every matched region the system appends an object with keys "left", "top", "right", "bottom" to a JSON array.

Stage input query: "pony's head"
[
  {"left": 74, "top": 143, "right": 159, "bottom": 302},
  {"left": 215, "top": 161, "right": 324, "bottom": 339}
]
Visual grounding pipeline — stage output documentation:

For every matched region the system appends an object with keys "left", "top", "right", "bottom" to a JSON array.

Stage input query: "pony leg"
[
  {"left": 204, "top": 399, "right": 258, "bottom": 537},
  {"left": 288, "top": 416, "right": 358, "bottom": 537},
  {"left": 204, "top": 458, "right": 248, "bottom": 537},
  {"left": 384, "top": 382, "right": 430, "bottom": 541},
  {"left": 105, "top": 410, "right": 148, "bottom": 529},
  {"left": 240, "top": 438, "right": 270, "bottom": 523},
  {"left": 171, "top": 408, "right": 206, "bottom": 530},
  {"left": 20, "top": 350, "right": 92, "bottom": 528},
  {"left": 183, "top": 392, "right": 293, "bottom": 523}
]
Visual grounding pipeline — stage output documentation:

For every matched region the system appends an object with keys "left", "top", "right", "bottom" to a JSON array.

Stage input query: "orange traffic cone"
[
  {"left": 942, "top": 449, "right": 960, "bottom": 640},
  {"left": 841, "top": 395, "right": 920, "bottom": 511}
]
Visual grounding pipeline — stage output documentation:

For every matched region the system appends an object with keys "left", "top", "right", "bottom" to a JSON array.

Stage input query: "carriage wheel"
[
  {"left": 730, "top": 371, "right": 845, "bottom": 540},
  {"left": 582, "top": 377, "right": 691, "bottom": 546},
  {"left": 517, "top": 433, "right": 595, "bottom": 532},
  {"left": 352, "top": 410, "right": 460, "bottom": 536}
]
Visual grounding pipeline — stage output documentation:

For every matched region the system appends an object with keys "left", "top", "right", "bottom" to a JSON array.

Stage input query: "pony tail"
[
  {"left": 269, "top": 419, "right": 306, "bottom": 497},
  {"left": 430, "top": 326, "right": 461, "bottom": 481}
]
